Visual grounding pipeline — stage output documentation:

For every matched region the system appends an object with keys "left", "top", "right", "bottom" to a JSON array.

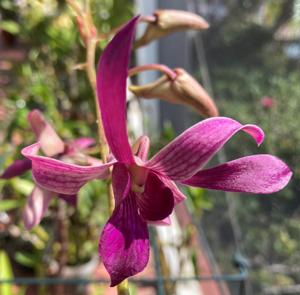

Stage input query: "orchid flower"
[
  {"left": 1, "top": 109, "right": 98, "bottom": 229},
  {"left": 21, "top": 17, "right": 291, "bottom": 286}
]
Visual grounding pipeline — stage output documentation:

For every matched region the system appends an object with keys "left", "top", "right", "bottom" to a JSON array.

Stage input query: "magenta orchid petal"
[
  {"left": 155, "top": 173, "right": 186, "bottom": 205},
  {"left": 146, "top": 117, "right": 264, "bottom": 181},
  {"left": 23, "top": 187, "right": 54, "bottom": 230},
  {"left": 136, "top": 172, "right": 174, "bottom": 221},
  {"left": 21, "top": 143, "right": 115, "bottom": 195},
  {"left": 28, "top": 110, "right": 65, "bottom": 157},
  {"left": 99, "top": 194, "right": 149, "bottom": 286},
  {"left": 182, "top": 155, "right": 292, "bottom": 194},
  {"left": 0, "top": 158, "right": 32, "bottom": 179},
  {"left": 69, "top": 137, "right": 95, "bottom": 151},
  {"left": 135, "top": 136, "right": 150, "bottom": 162},
  {"left": 96, "top": 17, "right": 140, "bottom": 164},
  {"left": 58, "top": 194, "right": 77, "bottom": 206},
  {"left": 112, "top": 163, "right": 131, "bottom": 207}
]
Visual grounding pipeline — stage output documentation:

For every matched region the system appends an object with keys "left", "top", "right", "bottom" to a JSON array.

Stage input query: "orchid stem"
[
  {"left": 67, "top": 0, "right": 83, "bottom": 18},
  {"left": 84, "top": 21, "right": 115, "bottom": 217},
  {"left": 57, "top": 200, "right": 69, "bottom": 274},
  {"left": 129, "top": 64, "right": 177, "bottom": 80},
  {"left": 86, "top": 37, "right": 109, "bottom": 162},
  {"left": 117, "top": 280, "right": 130, "bottom": 295}
]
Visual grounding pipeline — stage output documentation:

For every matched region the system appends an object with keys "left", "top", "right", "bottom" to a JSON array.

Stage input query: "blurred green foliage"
[{"left": 198, "top": 1, "right": 300, "bottom": 293}]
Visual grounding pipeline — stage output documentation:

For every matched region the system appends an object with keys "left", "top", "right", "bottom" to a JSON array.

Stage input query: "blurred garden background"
[{"left": 0, "top": 0, "right": 300, "bottom": 294}]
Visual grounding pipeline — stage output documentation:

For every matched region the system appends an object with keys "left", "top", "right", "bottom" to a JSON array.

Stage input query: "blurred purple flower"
[
  {"left": 1, "top": 110, "right": 97, "bottom": 229},
  {"left": 21, "top": 17, "right": 292, "bottom": 285}
]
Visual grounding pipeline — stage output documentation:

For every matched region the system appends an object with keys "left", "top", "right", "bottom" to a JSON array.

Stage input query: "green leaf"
[
  {"left": 10, "top": 179, "right": 34, "bottom": 196},
  {"left": 0, "top": 199, "right": 24, "bottom": 211},
  {"left": 0, "top": 21, "right": 20, "bottom": 34},
  {"left": 0, "top": 250, "right": 14, "bottom": 295},
  {"left": 14, "top": 252, "right": 39, "bottom": 268}
]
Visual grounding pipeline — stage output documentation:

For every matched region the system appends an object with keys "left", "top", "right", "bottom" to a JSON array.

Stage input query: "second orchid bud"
[{"left": 129, "top": 68, "right": 218, "bottom": 118}]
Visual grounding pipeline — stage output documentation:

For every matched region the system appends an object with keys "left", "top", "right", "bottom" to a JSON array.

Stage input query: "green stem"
[{"left": 117, "top": 280, "right": 130, "bottom": 295}]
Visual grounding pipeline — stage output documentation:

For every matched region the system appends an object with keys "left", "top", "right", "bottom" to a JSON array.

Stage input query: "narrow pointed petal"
[
  {"left": 28, "top": 110, "right": 65, "bottom": 157},
  {"left": 58, "top": 194, "right": 77, "bottom": 206},
  {"left": 22, "top": 143, "right": 115, "bottom": 195},
  {"left": 23, "top": 187, "right": 54, "bottom": 230},
  {"left": 136, "top": 172, "right": 174, "bottom": 221},
  {"left": 146, "top": 117, "right": 264, "bottom": 181},
  {"left": 1, "top": 158, "right": 32, "bottom": 179},
  {"left": 69, "top": 137, "right": 95, "bottom": 150},
  {"left": 96, "top": 17, "right": 140, "bottom": 164},
  {"left": 182, "top": 155, "right": 292, "bottom": 194},
  {"left": 112, "top": 163, "right": 131, "bottom": 207},
  {"left": 99, "top": 194, "right": 149, "bottom": 286},
  {"left": 132, "top": 136, "right": 150, "bottom": 162}
]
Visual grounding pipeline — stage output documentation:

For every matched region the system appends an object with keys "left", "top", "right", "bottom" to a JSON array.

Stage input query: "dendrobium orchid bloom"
[
  {"left": 1, "top": 110, "right": 97, "bottom": 229},
  {"left": 21, "top": 17, "right": 291, "bottom": 286}
]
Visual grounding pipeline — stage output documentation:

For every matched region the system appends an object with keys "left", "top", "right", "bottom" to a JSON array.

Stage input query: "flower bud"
[
  {"left": 129, "top": 68, "right": 218, "bottom": 117},
  {"left": 135, "top": 10, "right": 209, "bottom": 48}
]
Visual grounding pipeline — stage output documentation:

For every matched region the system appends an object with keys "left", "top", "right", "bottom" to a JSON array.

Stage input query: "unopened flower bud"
[
  {"left": 129, "top": 68, "right": 218, "bottom": 117},
  {"left": 135, "top": 10, "right": 209, "bottom": 48}
]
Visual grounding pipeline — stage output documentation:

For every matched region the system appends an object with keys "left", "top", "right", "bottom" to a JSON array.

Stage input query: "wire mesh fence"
[{"left": 0, "top": 226, "right": 249, "bottom": 295}]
